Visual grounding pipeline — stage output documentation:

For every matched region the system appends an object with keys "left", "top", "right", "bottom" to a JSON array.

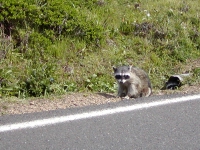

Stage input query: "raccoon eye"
[
  {"left": 115, "top": 75, "right": 122, "bottom": 79},
  {"left": 124, "top": 75, "right": 130, "bottom": 79}
]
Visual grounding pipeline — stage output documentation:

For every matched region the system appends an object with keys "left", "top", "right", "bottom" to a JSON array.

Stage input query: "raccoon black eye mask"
[{"left": 115, "top": 74, "right": 130, "bottom": 80}]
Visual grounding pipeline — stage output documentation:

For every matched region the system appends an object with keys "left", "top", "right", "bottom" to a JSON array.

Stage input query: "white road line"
[{"left": 0, "top": 94, "right": 200, "bottom": 132}]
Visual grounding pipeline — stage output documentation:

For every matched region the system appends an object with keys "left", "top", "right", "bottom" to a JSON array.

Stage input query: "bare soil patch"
[{"left": 1, "top": 84, "right": 200, "bottom": 116}]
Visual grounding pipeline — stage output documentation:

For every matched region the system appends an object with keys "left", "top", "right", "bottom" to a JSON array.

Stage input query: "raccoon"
[{"left": 113, "top": 65, "right": 152, "bottom": 99}]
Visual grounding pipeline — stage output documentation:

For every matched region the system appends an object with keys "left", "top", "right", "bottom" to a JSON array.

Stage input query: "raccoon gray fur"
[{"left": 113, "top": 65, "right": 152, "bottom": 98}]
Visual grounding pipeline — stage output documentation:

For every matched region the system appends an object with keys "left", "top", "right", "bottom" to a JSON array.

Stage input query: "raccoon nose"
[{"left": 119, "top": 79, "right": 126, "bottom": 83}]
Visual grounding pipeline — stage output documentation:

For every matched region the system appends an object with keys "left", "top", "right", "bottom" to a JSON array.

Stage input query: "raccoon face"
[{"left": 113, "top": 66, "right": 131, "bottom": 83}]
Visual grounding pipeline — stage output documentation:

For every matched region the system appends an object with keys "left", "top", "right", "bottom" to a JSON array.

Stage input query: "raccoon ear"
[
  {"left": 128, "top": 65, "right": 132, "bottom": 71},
  {"left": 113, "top": 66, "right": 117, "bottom": 72}
]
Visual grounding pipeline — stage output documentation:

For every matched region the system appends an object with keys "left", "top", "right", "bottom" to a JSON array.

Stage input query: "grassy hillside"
[{"left": 0, "top": 0, "right": 200, "bottom": 98}]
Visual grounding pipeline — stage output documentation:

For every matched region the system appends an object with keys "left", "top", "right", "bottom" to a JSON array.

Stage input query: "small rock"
[{"left": 30, "top": 102, "right": 35, "bottom": 105}]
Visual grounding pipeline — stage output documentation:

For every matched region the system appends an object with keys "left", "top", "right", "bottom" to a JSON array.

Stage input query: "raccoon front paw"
[
  {"left": 118, "top": 93, "right": 126, "bottom": 97},
  {"left": 116, "top": 95, "right": 120, "bottom": 98},
  {"left": 123, "top": 96, "right": 130, "bottom": 100}
]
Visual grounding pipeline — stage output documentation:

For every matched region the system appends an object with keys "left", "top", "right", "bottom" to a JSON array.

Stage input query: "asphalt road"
[{"left": 1, "top": 94, "right": 200, "bottom": 150}]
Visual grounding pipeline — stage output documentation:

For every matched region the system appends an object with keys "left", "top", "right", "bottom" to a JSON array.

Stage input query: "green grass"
[{"left": 0, "top": 0, "right": 200, "bottom": 98}]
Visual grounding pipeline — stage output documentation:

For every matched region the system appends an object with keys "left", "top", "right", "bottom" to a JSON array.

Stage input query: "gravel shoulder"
[{"left": 1, "top": 83, "right": 200, "bottom": 116}]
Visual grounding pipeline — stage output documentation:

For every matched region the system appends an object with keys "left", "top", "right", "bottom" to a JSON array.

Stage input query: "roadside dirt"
[{"left": 0, "top": 83, "right": 200, "bottom": 116}]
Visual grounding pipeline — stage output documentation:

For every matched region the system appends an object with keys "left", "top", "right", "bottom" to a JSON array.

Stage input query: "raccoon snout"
[{"left": 119, "top": 79, "right": 126, "bottom": 83}]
